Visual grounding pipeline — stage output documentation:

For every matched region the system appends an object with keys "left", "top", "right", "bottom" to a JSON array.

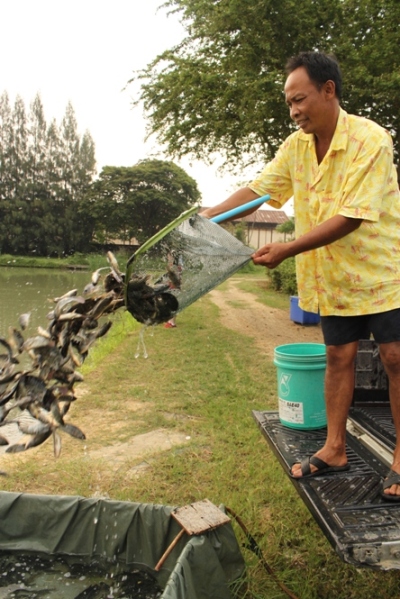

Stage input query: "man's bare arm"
[
  {"left": 252, "top": 215, "right": 363, "bottom": 268},
  {"left": 200, "top": 187, "right": 260, "bottom": 220}
]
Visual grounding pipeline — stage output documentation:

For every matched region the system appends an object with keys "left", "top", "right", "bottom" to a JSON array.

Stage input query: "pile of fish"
[
  {"left": 0, "top": 252, "right": 127, "bottom": 466},
  {"left": 125, "top": 272, "right": 179, "bottom": 325}
]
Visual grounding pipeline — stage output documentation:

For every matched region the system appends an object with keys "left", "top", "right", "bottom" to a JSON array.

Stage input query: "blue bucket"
[{"left": 274, "top": 343, "right": 327, "bottom": 430}]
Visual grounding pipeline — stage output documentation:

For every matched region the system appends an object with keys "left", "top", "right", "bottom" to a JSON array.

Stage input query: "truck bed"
[{"left": 253, "top": 340, "right": 400, "bottom": 570}]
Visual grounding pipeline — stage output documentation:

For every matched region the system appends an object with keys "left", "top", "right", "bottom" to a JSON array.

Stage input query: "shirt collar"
[{"left": 297, "top": 107, "right": 349, "bottom": 152}]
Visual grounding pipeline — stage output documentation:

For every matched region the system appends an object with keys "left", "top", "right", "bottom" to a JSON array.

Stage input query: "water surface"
[{"left": 0, "top": 267, "right": 91, "bottom": 337}]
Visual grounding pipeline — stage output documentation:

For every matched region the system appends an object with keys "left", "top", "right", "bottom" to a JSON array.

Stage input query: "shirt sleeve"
[
  {"left": 338, "top": 130, "right": 395, "bottom": 222},
  {"left": 248, "top": 138, "right": 294, "bottom": 209}
]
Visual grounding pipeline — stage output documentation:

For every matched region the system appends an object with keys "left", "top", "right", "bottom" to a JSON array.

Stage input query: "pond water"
[
  {"left": 0, "top": 267, "right": 91, "bottom": 338},
  {"left": 0, "top": 267, "right": 95, "bottom": 455}
]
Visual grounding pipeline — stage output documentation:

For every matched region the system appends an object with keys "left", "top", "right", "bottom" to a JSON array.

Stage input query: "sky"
[{"left": 1, "top": 0, "right": 290, "bottom": 212}]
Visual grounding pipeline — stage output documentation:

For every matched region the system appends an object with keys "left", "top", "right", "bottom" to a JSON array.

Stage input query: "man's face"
[{"left": 284, "top": 66, "right": 329, "bottom": 135}]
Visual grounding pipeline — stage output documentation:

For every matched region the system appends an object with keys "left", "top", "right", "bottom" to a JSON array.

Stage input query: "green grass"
[
  {"left": 241, "top": 278, "right": 290, "bottom": 310},
  {"left": 221, "top": 274, "right": 291, "bottom": 311},
  {"left": 1, "top": 279, "right": 400, "bottom": 598},
  {"left": 0, "top": 250, "right": 133, "bottom": 271}
]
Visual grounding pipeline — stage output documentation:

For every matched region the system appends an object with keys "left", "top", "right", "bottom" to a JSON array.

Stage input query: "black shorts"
[{"left": 320, "top": 308, "right": 400, "bottom": 346}]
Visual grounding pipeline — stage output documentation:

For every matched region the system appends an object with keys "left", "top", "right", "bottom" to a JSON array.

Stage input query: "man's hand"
[
  {"left": 252, "top": 215, "right": 363, "bottom": 269},
  {"left": 252, "top": 242, "right": 294, "bottom": 269}
]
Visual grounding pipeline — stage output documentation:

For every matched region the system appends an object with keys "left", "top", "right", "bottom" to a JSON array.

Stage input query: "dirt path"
[{"left": 208, "top": 278, "right": 323, "bottom": 357}]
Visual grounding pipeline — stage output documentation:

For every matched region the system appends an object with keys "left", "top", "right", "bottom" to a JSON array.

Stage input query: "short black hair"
[{"left": 285, "top": 51, "right": 342, "bottom": 101}]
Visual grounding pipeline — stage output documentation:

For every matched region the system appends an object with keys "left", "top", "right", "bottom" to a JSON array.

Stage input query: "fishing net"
[{"left": 125, "top": 212, "right": 254, "bottom": 326}]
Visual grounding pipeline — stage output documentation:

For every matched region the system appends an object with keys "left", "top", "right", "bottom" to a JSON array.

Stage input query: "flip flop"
[
  {"left": 290, "top": 455, "right": 350, "bottom": 479},
  {"left": 381, "top": 469, "right": 400, "bottom": 502}
]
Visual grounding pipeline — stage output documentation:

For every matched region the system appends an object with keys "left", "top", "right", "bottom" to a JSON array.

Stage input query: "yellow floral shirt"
[{"left": 249, "top": 108, "right": 400, "bottom": 316}]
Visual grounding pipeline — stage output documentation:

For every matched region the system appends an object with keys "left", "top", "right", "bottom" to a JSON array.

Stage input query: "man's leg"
[
  {"left": 291, "top": 341, "right": 359, "bottom": 477},
  {"left": 378, "top": 341, "right": 400, "bottom": 497}
]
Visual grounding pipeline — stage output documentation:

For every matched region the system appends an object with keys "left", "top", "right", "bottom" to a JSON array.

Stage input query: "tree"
[
  {"left": 44, "top": 119, "right": 68, "bottom": 255},
  {"left": 0, "top": 93, "right": 97, "bottom": 255},
  {"left": 28, "top": 94, "right": 47, "bottom": 185},
  {"left": 0, "top": 92, "right": 14, "bottom": 251},
  {"left": 277, "top": 218, "right": 295, "bottom": 237},
  {"left": 19, "top": 95, "right": 52, "bottom": 256},
  {"left": 11, "top": 96, "right": 28, "bottom": 188},
  {"left": 57, "top": 102, "right": 81, "bottom": 254},
  {"left": 78, "top": 131, "right": 96, "bottom": 188},
  {"left": 334, "top": 0, "right": 400, "bottom": 157},
  {"left": 2, "top": 96, "right": 30, "bottom": 253},
  {"left": 84, "top": 159, "right": 201, "bottom": 244},
  {"left": 135, "top": 0, "right": 400, "bottom": 168}
]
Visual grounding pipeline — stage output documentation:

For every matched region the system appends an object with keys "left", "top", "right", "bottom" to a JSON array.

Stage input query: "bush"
[
  {"left": 237, "top": 260, "right": 258, "bottom": 274},
  {"left": 268, "top": 257, "right": 297, "bottom": 295}
]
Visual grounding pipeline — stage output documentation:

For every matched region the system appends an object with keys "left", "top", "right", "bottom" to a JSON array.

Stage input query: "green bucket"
[{"left": 274, "top": 343, "right": 327, "bottom": 430}]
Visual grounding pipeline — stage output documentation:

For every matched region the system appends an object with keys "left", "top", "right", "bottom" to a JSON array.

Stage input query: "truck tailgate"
[{"left": 252, "top": 340, "right": 400, "bottom": 570}]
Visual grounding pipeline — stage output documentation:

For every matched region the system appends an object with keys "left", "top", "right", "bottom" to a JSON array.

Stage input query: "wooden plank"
[{"left": 171, "top": 499, "right": 230, "bottom": 535}]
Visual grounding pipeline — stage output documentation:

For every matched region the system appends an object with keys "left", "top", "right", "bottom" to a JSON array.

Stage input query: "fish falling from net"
[{"left": 0, "top": 252, "right": 128, "bottom": 464}]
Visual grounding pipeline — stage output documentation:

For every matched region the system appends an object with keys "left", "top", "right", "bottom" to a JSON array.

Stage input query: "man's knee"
[
  {"left": 326, "top": 342, "right": 359, "bottom": 369},
  {"left": 379, "top": 342, "right": 400, "bottom": 375}
]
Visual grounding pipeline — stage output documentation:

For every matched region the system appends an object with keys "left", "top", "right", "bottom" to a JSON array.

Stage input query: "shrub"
[
  {"left": 268, "top": 257, "right": 297, "bottom": 295},
  {"left": 237, "top": 260, "right": 258, "bottom": 274}
]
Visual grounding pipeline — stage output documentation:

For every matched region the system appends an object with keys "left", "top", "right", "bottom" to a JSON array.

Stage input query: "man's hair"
[{"left": 285, "top": 51, "right": 342, "bottom": 101}]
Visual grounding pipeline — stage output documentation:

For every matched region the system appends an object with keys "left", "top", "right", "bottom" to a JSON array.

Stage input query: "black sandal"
[
  {"left": 290, "top": 455, "right": 349, "bottom": 479},
  {"left": 381, "top": 469, "right": 400, "bottom": 502}
]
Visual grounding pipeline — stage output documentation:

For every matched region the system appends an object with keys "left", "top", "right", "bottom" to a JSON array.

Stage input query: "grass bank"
[
  {"left": 0, "top": 250, "right": 133, "bottom": 271},
  {"left": 1, "top": 280, "right": 399, "bottom": 598}
]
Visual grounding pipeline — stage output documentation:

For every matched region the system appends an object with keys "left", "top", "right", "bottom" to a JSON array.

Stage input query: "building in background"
[{"left": 202, "top": 208, "right": 289, "bottom": 249}]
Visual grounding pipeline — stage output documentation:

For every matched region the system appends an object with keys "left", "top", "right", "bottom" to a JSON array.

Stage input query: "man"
[{"left": 202, "top": 51, "right": 400, "bottom": 500}]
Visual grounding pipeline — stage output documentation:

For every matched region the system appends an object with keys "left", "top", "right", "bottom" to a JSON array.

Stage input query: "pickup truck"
[{"left": 253, "top": 339, "right": 400, "bottom": 570}]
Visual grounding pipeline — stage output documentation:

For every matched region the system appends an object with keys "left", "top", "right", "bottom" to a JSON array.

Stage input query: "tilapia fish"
[
  {"left": 125, "top": 274, "right": 179, "bottom": 325},
  {"left": 0, "top": 252, "right": 127, "bottom": 464},
  {"left": 0, "top": 250, "right": 181, "bottom": 465}
]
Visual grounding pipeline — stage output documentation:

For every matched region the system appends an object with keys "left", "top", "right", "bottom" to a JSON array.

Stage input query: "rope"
[{"left": 225, "top": 506, "right": 300, "bottom": 599}]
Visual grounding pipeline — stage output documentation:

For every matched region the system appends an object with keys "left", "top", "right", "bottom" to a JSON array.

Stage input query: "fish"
[
  {"left": 6, "top": 430, "right": 52, "bottom": 453},
  {"left": 23, "top": 335, "right": 54, "bottom": 351},
  {"left": 37, "top": 326, "right": 51, "bottom": 339},
  {"left": 53, "top": 288, "right": 78, "bottom": 302},
  {"left": 91, "top": 266, "right": 110, "bottom": 285},
  {"left": 82, "top": 282, "right": 105, "bottom": 298},
  {"left": 166, "top": 264, "right": 182, "bottom": 289},
  {"left": 126, "top": 273, "right": 179, "bottom": 325},
  {"left": 54, "top": 295, "right": 86, "bottom": 318},
  {"left": 74, "top": 582, "right": 111, "bottom": 599},
  {"left": 16, "top": 374, "right": 48, "bottom": 403},
  {"left": 0, "top": 253, "right": 133, "bottom": 464},
  {"left": 103, "top": 271, "right": 124, "bottom": 293},
  {"left": 106, "top": 250, "right": 122, "bottom": 275},
  {"left": 0, "top": 584, "right": 39, "bottom": 598},
  {"left": 16, "top": 417, "right": 51, "bottom": 436},
  {"left": 0, "top": 337, "right": 19, "bottom": 363},
  {"left": 29, "top": 404, "right": 62, "bottom": 429},
  {"left": 62, "top": 422, "right": 86, "bottom": 439},
  {"left": 53, "top": 430, "right": 62, "bottom": 458},
  {"left": 87, "top": 293, "right": 115, "bottom": 319},
  {"left": 18, "top": 312, "right": 31, "bottom": 330},
  {"left": 8, "top": 326, "right": 25, "bottom": 356},
  {"left": 0, "top": 379, "right": 27, "bottom": 407},
  {"left": 56, "top": 311, "right": 85, "bottom": 322},
  {"left": 0, "top": 364, "right": 19, "bottom": 385}
]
